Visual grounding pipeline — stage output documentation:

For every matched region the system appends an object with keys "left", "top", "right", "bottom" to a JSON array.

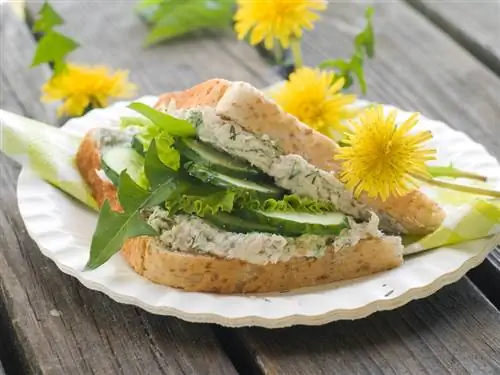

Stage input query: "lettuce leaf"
[
  {"left": 156, "top": 134, "right": 180, "bottom": 171},
  {"left": 168, "top": 190, "right": 236, "bottom": 217},
  {"left": 120, "top": 111, "right": 181, "bottom": 171},
  {"left": 238, "top": 194, "right": 336, "bottom": 214},
  {"left": 146, "top": 139, "right": 235, "bottom": 217},
  {"left": 127, "top": 102, "right": 196, "bottom": 137}
]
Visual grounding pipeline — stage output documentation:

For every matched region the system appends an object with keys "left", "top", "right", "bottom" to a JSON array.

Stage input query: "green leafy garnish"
[
  {"left": 318, "top": 6, "right": 375, "bottom": 93},
  {"left": 33, "top": 2, "right": 64, "bottom": 33},
  {"left": 120, "top": 116, "right": 155, "bottom": 130},
  {"left": 156, "top": 134, "right": 181, "bottom": 171},
  {"left": 145, "top": 140, "right": 235, "bottom": 216},
  {"left": 127, "top": 102, "right": 196, "bottom": 137},
  {"left": 241, "top": 194, "right": 336, "bottom": 214},
  {"left": 136, "top": 0, "right": 235, "bottom": 46},
  {"left": 144, "top": 139, "right": 180, "bottom": 188},
  {"left": 31, "top": 2, "right": 79, "bottom": 75},
  {"left": 86, "top": 171, "right": 180, "bottom": 270},
  {"left": 169, "top": 190, "right": 236, "bottom": 217}
]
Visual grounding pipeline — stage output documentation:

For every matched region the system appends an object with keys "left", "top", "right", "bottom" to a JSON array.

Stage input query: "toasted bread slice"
[
  {"left": 156, "top": 79, "right": 445, "bottom": 235},
  {"left": 75, "top": 127, "right": 403, "bottom": 293}
]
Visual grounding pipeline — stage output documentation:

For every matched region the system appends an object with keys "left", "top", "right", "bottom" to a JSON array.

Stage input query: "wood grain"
[
  {"left": 1, "top": 5, "right": 238, "bottom": 375},
  {"left": 407, "top": 0, "right": 500, "bottom": 76},
  {"left": 468, "top": 249, "right": 500, "bottom": 308},
  {"left": 230, "top": 279, "right": 500, "bottom": 375},
  {"left": 3, "top": 1, "right": 500, "bottom": 375},
  {"left": 300, "top": 0, "right": 500, "bottom": 304},
  {"left": 25, "top": 0, "right": 277, "bottom": 94},
  {"left": 225, "top": 2, "right": 500, "bottom": 374}
]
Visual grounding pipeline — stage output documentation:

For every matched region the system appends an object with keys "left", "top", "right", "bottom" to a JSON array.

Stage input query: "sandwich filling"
[
  {"left": 147, "top": 207, "right": 381, "bottom": 264},
  {"left": 169, "top": 105, "right": 405, "bottom": 233},
  {"left": 89, "top": 101, "right": 401, "bottom": 268}
]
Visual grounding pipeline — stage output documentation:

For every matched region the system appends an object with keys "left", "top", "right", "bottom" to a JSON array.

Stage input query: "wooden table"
[{"left": 1, "top": 1, "right": 500, "bottom": 374}]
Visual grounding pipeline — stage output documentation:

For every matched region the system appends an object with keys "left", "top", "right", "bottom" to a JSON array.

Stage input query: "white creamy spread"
[
  {"left": 171, "top": 106, "right": 405, "bottom": 233},
  {"left": 148, "top": 207, "right": 382, "bottom": 265},
  {"left": 95, "top": 127, "right": 134, "bottom": 148}
]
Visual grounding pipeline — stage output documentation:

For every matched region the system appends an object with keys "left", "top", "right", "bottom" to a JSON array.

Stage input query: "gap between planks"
[{"left": 404, "top": 0, "right": 500, "bottom": 78}]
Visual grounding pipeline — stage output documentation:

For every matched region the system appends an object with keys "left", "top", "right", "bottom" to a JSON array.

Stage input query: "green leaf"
[
  {"left": 120, "top": 116, "right": 155, "bottom": 130},
  {"left": 354, "top": 6, "right": 375, "bottom": 58},
  {"left": 127, "top": 102, "right": 196, "bottom": 137},
  {"left": 317, "top": 6, "right": 375, "bottom": 94},
  {"left": 141, "top": 0, "right": 235, "bottom": 46},
  {"left": 144, "top": 139, "right": 235, "bottom": 216},
  {"left": 240, "top": 194, "right": 336, "bottom": 214},
  {"left": 350, "top": 53, "right": 367, "bottom": 94},
  {"left": 135, "top": 0, "right": 165, "bottom": 24},
  {"left": 169, "top": 190, "right": 236, "bottom": 217},
  {"left": 86, "top": 170, "right": 182, "bottom": 270},
  {"left": 156, "top": 134, "right": 181, "bottom": 171},
  {"left": 144, "top": 139, "right": 179, "bottom": 188},
  {"left": 117, "top": 171, "right": 152, "bottom": 212},
  {"left": 86, "top": 200, "right": 154, "bottom": 270},
  {"left": 33, "top": 1, "right": 64, "bottom": 33},
  {"left": 31, "top": 30, "right": 79, "bottom": 68}
]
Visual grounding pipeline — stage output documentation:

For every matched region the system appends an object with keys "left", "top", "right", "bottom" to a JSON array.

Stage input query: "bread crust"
[
  {"left": 75, "top": 122, "right": 403, "bottom": 293},
  {"left": 75, "top": 129, "right": 121, "bottom": 212},
  {"left": 123, "top": 236, "right": 402, "bottom": 294},
  {"left": 155, "top": 80, "right": 445, "bottom": 235}
]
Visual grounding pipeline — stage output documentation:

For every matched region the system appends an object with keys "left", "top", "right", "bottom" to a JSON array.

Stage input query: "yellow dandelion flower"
[
  {"left": 42, "top": 64, "right": 137, "bottom": 117},
  {"left": 335, "top": 105, "right": 436, "bottom": 201},
  {"left": 234, "top": 0, "right": 327, "bottom": 50},
  {"left": 271, "top": 67, "right": 358, "bottom": 136}
]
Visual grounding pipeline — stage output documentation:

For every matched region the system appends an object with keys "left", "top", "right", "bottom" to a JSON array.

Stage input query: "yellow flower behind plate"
[
  {"left": 234, "top": 0, "right": 327, "bottom": 49},
  {"left": 271, "top": 67, "right": 358, "bottom": 137},
  {"left": 335, "top": 105, "right": 436, "bottom": 201},
  {"left": 42, "top": 64, "right": 137, "bottom": 117}
]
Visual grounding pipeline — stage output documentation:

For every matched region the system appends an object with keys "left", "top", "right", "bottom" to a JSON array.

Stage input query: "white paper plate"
[{"left": 16, "top": 97, "right": 500, "bottom": 328}]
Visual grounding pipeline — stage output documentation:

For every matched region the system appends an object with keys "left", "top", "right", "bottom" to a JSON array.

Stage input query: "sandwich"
[{"left": 76, "top": 79, "right": 445, "bottom": 293}]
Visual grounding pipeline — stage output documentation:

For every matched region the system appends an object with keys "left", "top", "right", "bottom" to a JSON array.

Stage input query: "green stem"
[
  {"left": 290, "top": 38, "right": 303, "bottom": 69},
  {"left": 427, "top": 166, "right": 487, "bottom": 182},
  {"left": 415, "top": 175, "right": 500, "bottom": 198},
  {"left": 273, "top": 41, "right": 283, "bottom": 64}
]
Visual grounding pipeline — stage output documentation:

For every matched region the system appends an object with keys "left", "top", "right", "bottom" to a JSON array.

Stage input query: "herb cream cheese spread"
[
  {"left": 169, "top": 106, "right": 405, "bottom": 233},
  {"left": 148, "top": 207, "right": 382, "bottom": 265}
]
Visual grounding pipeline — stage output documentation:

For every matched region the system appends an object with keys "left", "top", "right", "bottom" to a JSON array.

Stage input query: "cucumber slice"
[
  {"left": 240, "top": 210, "right": 349, "bottom": 236},
  {"left": 101, "top": 146, "right": 145, "bottom": 186},
  {"left": 186, "top": 163, "right": 284, "bottom": 199},
  {"left": 205, "top": 212, "right": 279, "bottom": 234},
  {"left": 176, "top": 138, "right": 263, "bottom": 178}
]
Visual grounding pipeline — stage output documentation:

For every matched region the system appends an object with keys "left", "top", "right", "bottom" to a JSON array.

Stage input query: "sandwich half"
[{"left": 76, "top": 79, "right": 444, "bottom": 293}]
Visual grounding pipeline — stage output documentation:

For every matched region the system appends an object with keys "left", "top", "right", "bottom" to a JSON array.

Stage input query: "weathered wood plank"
[
  {"left": 230, "top": 280, "right": 500, "bottom": 374},
  {"left": 407, "top": 0, "right": 500, "bottom": 76},
  {"left": 7, "top": 2, "right": 500, "bottom": 375},
  {"left": 25, "top": 0, "right": 277, "bottom": 94},
  {"left": 468, "top": 248, "right": 500, "bottom": 308},
  {"left": 0, "top": 4, "right": 56, "bottom": 125},
  {"left": 1, "top": 5, "right": 239, "bottom": 375},
  {"left": 301, "top": 0, "right": 500, "bottom": 304},
  {"left": 226, "top": 2, "right": 500, "bottom": 373}
]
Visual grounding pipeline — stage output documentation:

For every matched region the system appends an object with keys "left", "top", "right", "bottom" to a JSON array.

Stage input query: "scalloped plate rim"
[{"left": 15, "top": 96, "right": 500, "bottom": 328}]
